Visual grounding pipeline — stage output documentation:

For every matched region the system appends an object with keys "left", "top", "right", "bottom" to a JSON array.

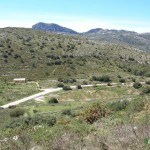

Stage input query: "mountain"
[
  {"left": 32, "top": 22, "right": 150, "bottom": 52},
  {"left": 32, "top": 22, "right": 78, "bottom": 34},
  {"left": 83, "top": 29, "right": 150, "bottom": 52},
  {"left": 83, "top": 28, "right": 103, "bottom": 34}
]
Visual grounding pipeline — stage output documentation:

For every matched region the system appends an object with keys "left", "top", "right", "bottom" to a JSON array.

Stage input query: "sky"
[{"left": 0, "top": 0, "right": 150, "bottom": 33}]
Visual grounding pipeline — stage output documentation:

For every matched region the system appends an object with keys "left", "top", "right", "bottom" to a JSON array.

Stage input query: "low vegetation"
[{"left": 0, "top": 27, "right": 149, "bottom": 149}]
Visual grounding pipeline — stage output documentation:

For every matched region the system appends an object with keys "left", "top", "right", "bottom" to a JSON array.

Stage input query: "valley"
[{"left": 0, "top": 26, "right": 149, "bottom": 150}]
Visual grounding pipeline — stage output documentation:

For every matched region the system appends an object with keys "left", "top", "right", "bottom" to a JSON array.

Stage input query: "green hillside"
[{"left": 0, "top": 27, "right": 149, "bottom": 82}]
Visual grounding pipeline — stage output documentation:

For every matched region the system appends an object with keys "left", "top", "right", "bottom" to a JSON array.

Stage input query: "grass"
[
  {"left": 16, "top": 85, "right": 141, "bottom": 116},
  {"left": 0, "top": 82, "right": 39, "bottom": 105},
  {"left": 0, "top": 83, "right": 149, "bottom": 149}
]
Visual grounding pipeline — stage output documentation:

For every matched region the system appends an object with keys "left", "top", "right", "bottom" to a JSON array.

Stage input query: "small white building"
[{"left": 13, "top": 78, "right": 26, "bottom": 83}]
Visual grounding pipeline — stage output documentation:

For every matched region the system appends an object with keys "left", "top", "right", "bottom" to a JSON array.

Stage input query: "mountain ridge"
[
  {"left": 32, "top": 22, "right": 78, "bottom": 35},
  {"left": 32, "top": 22, "right": 150, "bottom": 52}
]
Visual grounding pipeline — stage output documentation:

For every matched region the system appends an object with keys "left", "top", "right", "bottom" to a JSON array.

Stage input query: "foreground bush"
[
  {"left": 82, "top": 103, "right": 107, "bottom": 124},
  {"left": 62, "top": 109, "right": 72, "bottom": 115},
  {"left": 7, "top": 114, "right": 57, "bottom": 128},
  {"left": 10, "top": 108, "right": 25, "bottom": 118},
  {"left": 128, "top": 99, "right": 145, "bottom": 112},
  {"left": 108, "top": 100, "right": 129, "bottom": 111}
]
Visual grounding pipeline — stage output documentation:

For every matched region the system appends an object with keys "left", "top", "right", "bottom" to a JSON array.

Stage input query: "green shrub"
[
  {"left": 58, "top": 78, "right": 76, "bottom": 83},
  {"left": 8, "top": 105, "right": 16, "bottom": 109},
  {"left": 24, "top": 115, "right": 57, "bottom": 126},
  {"left": 128, "top": 99, "right": 144, "bottom": 112},
  {"left": 62, "top": 109, "right": 72, "bottom": 115},
  {"left": 131, "top": 78, "right": 136, "bottom": 82},
  {"left": 119, "top": 78, "right": 125, "bottom": 83},
  {"left": 141, "top": 86, "right": 150, "bottom": 94},
  {"left": 108, "top": 100, "right": 129, "bottom": 111},
  {"left": 77, "top": 85, "right": 82, "bottom": 89},
  {"left": 107, "top": 82, "right": 112, "bottom": 86},
  {"left": 145, "top": 81, "right": 150, "bottom": 85},
  {"left": 63, "top": 86, "right": 72, "bottom": 91},
  {"left": 57, "top": 83, "right": 64, "bottom": 87},
  {"left": 92, "top": 75, "right": 111, "bottom": 82},
  {"left": 48, "top": 97, "right": 59, "bottom": 104},
  {"left": 47, "top": 116, "right": 57, "bottom": 126},
  {"left": 133, "top": 82, "right": 142, "bottom": 89},
  {"left": 117, "top": 75, "right": 122, "bottom": 78},
  {"left": 10, "top": 108, "right": 25, "bottom": 118},
  {"left": 25, "top": 114, "right": 56, "bottom": 126}
]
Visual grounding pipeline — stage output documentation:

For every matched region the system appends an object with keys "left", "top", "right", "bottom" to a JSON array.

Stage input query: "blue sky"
[{"left": 0, "top": 0, "right": 150, "bottom": 32}]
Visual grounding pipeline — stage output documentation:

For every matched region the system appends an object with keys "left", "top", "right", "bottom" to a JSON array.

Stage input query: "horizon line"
[{"left": 0, "top": 23, "right": 149, "bottom": 34}]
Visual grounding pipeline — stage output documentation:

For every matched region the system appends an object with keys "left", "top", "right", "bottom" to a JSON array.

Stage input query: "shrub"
[
  {"left": 14, "top": 54, "right": 21, "bottom": 59},
  {"left": 54, "top": 60, "right": 62, "bottom": 65},
  {"left": 48, "top": 97, "right": 59, "bottom": 104},
  {"left": 57, "top": 78, "right": 76, "bottom": 83},
  {"left": 141, "top": 87, "right": 150, "bottom": 94},
  {"left": 92, "top": 75, "right": 111, "bottom": 82},
  {"left": 145, "top": 81, "right": 150, "bottom": 85},
  {"left": 107, "top": 82, "right": 112, "bottom": 86},
  {"left": 58, "top": 77, "right": 63, "bottom": 82},
  {"left": 128, "top": 57, "right": 135, "bottom": 61},
  {"left": 77, "top": 85, "right": 82, "bottom": 89},
  {"left": 63, "top": 86, "right": 72, "bottom": 91},
  {"left": 0, "top": 107, "right": 4, "bottom": 110},
  {"left": 10, "top": 108, "right": 25, "bottom": 117},
  {"left": 8, "top": 105, "right": 16, "bottom": 109},
  {"left": 119, "top": 78, "right": 125, "bottom": 83},
  {"left": 33, "top": 109, "right": 38, "bottom": 113},
  {"left": 108, "top": 100, "right": 129, "bottom": 111},
  {"left": 62, "top": 109, "right": 72, "bottom": 115},
  {"left": 117, "top": 75, "right": 122, "bottom": 78},
  {"left": 47, "top": 116, "right": 57, "bottom": 126},
  {"left": 133, "top": 82, "right": 142, "bottom": 89},
  {"left": 57, "top": 83, "right": 64, "bottom": 87},
  {"left": 128, "top": 99, "right": 144, "bottom": 112},
  {"left": 131, "top": 78, "right": 136, "bottom": 82},
  {"left": 25, "top": 114, "right": 56, "bottom": 126},
  {"left": 82, "top": 81, "right": 88, "bottom": 85},
  {"left": 82, "top": 103, "right": 107, "bottom": 124}
]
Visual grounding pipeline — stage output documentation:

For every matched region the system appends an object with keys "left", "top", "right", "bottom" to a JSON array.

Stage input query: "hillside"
[
  {"left": 32, "top": 22, "right": 150, "bottom": 52},
  {"left": 83, "top": 28, "right": 150, "bottom": 52},
  {"left": 0, "top": 27, "right": 150, "bottom": 82}
]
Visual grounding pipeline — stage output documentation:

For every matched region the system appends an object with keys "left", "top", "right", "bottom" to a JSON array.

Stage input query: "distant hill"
[
  {"left": 83, "top": 28, "right": 150, "bottom": 52},
  {"left": 32, "top": 22, "right": 78, "bottom": 35},
  {"left": 32, "top": 22, "right": 150, "bottom": 52}
]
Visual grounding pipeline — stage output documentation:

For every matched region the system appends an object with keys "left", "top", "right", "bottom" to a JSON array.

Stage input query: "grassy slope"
[
  {"left": 0, "top": 82, "right": 39, "bottom": 105},
  {"left": 0, "top": 85, "right": 149, "bottom": 149},
  {"left": 0, "top": 27, "right": 149, "bottom": 82}
]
